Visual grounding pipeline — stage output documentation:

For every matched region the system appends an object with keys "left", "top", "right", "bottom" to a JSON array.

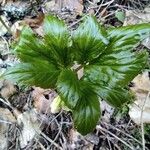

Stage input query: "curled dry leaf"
[
  {"left": 11, "top": 13, "right": 44, "bottom": 39},
  {"left": 32, "top": 87, "right": 56, "bottom": 114},
  {"left": 0, "top": 80, "right": 17, "bottom": 99},
  {"left": 129, "top": 72, "right": 150, "bottom": 124},
  {"left": 24, "top": 13, "right": 44, "bottom": 28}
]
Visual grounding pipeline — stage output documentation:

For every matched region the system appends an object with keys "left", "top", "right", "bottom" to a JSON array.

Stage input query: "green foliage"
[{"left": 5, "top": 15, "right": 150, "bottom": 135}]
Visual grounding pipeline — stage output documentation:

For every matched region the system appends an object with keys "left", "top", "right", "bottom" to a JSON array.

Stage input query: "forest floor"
[{"left": 0, "top": 0, "right": 150, "bottom": 150}]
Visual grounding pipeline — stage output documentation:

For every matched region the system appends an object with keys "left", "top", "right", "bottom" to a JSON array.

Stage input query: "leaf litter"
[{"left": 0, "top": 0, "right": 150, "bottom": 149}]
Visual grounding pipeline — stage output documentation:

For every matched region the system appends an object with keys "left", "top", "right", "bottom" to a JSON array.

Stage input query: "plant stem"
[{"left": 0, "top": 16, "right": 12, "bottom": 34}]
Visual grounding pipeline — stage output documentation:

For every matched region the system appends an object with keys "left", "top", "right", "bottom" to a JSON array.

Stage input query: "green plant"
[{"left": 5, "top": 15, "right": 150, "bottom": 135}]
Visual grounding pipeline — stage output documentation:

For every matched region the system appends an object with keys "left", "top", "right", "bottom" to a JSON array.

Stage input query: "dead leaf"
[
  {"left": 101, "top": 101, "right": 114, "bottom": 123},
  {"left": 129, "top": 71, "right": 150, "bottom": 124},
  {"left": 11, "top": 13, "right": 44, "bottom": 40},
  {"left": 129, "top": 93, "right": 150, "bottom": 125},
  {"left": 11, "top": 13, "right": 44, "bottom": 39},
  {"left": 62, "top": 0, "right": 83, "bottom": 15},
  {"left": 130, "top": 72, "right": 150, "bottom": 93},
  {"left": 44, "top": 0, "right": 60, "bottom": 12},
  {"left": 32, "top": 87, "right": 56, "bottom": 114},
  {"left": 45, "top": 0, "right": 83, "bottom": 15},
  {"left": 0, "top": 80, "right": 17, "bottom": 99},
  {"left": 0, "top": 107, "right": 16, "bottom": 123},
  {"left": 0, "top": 107, "right": 16, "bottom": 149},
  {"left": 24, "top": 13, "right": 44, "bottom": 28},
  {"left": 124, "top": 9, "right": 150, "bottom": 26},
  {"left": 11, "top": 20, "right": 25, "bottom": 39},
  {"left": 17, "top": 109, "right": 41, "bottom": 148}
]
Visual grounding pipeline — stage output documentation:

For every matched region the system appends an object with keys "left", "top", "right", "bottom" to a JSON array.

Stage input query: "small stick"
[
  {"left": 96, "top": 125, "right": 135, "bottom": 150},
  {"left": 0, "top": 16, "right": 12, "bottom": 34}
]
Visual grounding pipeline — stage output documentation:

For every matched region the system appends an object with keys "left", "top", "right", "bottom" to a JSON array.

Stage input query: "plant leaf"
[
  {"left": 107, "top": 23, "right": 150, "bottom": 52},
  {"left": 72, "top": 16, "right": 109, "bottom": 64},
  {"left": 73, "top": 82, "right": 100, "bottom": 135},
  {"left": 43, "top": 15, "right": 72, "bottom": 67},
  {"left": 84, "top": 24, "right": 150, "bottom": 106},
  {"left": 93, "top": 84, "right": 132, "bottom": 107},
  {"left": 57, "top": 69, "right": 80, "bottom": 108},
  {"left": 85, "top": 51, "right": 148, "bottom": 87},
  {"left": 5, "top": 60, "right": 60, "bottom": 88},
  {"left": 86, "top": 24, "right": 150, "bottom": 87},
  {"left": 15, "top": 27, "right": 57, "bottom": 64}
]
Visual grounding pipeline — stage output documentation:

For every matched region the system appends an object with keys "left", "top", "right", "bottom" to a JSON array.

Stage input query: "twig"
[
  {"left": 0, "top": 16, "right": 12, "bottom": 34},
  {"left": 94, "top": 0, "right": 114, "bottom": 16},
  {"left": 107, "top": 137, "right": 112, "bottom": 150},
  {"left": 140, "top": 92, "right": 150, "bottom": 150},
  {"left": 0, "top": 97, "right": 13, "bottom": 110},
  {"left": 35, "top": 137, "right": 46, "bottom": 150},
  {"left": 68, "top": 15, "right": 86, "bottom": 28},
  {"left": 47, "top": 113, "right": 63, "bottom": 149},
  {"left": 96, "top": 125, "right": 135, "bottom": 150},
  {"left": 40, "top": 132, "right": 63, "bottom": 150},
  {"left": 0, "top": 119, "right": 13, "bottom": 124},
  {"left": 104, "top": 122, "right": 143, "bottom": 146}
]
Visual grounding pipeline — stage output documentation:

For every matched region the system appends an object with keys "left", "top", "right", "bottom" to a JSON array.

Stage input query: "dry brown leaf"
[
  {"left": 62, "top": 0, "right": 83, "bottom": 15},
  {"left": 45, "top": 0, "right": 83, "bottom": 15},
  {"left": 0, "top": 107, "right": 16, "bottom": 149},
  {"left": 24, "top": 13, "right": 44, "bottom": 28},
  {"left": 44, "top": 0, "right": 60, "bottom": 12},
  {"left": 124, "top": 9, "right": 150, "bottom": 26},
  {"left": 32, "top": 87, "right": 56, "bottom": 114},
  {"left": 11, "top": 20, "right": 25, "bottom": 39},
  {"left": 0, "top": 107, "right": 16, "bottom": 123},
  {"left": 129, "top": 72, "right": 150, "bottom": 124},
  {"left": 17, "top": 109, "right": 40, "bottom": 148},
  {"left": 130, "top": 72, "right": 150, "bottom": 93},
  {"left": 0, "top": 80, "right": 17, "bottom": 99},
  {"left": 129, "top": 93, "right": 150, "bottom": 124},
  {"left": 11, "top": 13, "right": 44, "bottom": 39}
]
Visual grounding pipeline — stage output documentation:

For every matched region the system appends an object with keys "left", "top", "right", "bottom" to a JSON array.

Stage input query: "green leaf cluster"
[{"left": 5, "top": 15, "right": 150, "bottom": 135}]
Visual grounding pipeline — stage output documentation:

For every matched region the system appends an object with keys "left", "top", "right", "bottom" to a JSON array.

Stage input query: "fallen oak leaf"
[{"left": 129, "top": 71, "right": 150, "bottom": 124}]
